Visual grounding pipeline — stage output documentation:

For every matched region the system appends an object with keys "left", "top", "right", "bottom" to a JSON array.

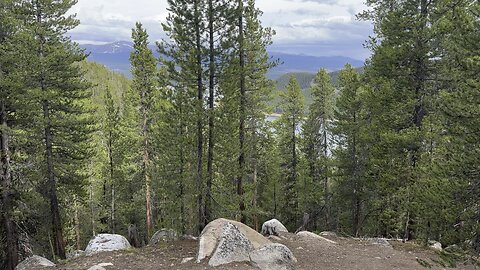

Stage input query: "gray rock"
[
  {"left": 444, "top": 244, "right": 462, "bottom": 253},
  {"left": 368, "top": 238, "right": 392, "bottom": 248},
  {"left": 85, "top": 234, "right": 131, "bottom": 255},
  {"left": 208, "top": 222, "right": 254, "bottom": 267},
  {"left": 66, "top": 250, "right": 85, "bottom": 259},
  {"left": 87, "top": 266, "right": 106, "bottom": 270},
  {"left": 261, "top": 219, "right": 288, "bottom": 236},
  {"left": 181, "top": 257, "right": 194, "bottom": 264},
  {"left": 15, "top": 255, "right": 55, "bottom": 270},
  {"left": 250, "top": 243, "right": 297, "bottom": 270},
  {"left": 428, "top": 240, "right": 442, "bottom": 251},
  {"left": 180, "top": 234, "right": 198, "bottom": 241},
  {"left": 197, "top": 218, "right": 270, "bottom": 263},
  {"left": 297, "top": 231, "right": 337, "bottom": 244},
  {"left": 319, "top": 231, "right": 337, "bottom": 237},
  {"left": 149, "top": 229, "right": 178, "bottom": 245}
]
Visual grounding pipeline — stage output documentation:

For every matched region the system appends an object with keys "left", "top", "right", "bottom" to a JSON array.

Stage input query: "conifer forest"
[{"left": 0, "top": 0, "right": 479, "bottom": 269}]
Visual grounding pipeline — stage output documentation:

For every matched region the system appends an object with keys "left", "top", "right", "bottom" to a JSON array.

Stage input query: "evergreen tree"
[
  {"left": 25, "top": 0, "right": 94, "bottom": 259},
  {"left": 332, "top": 65, "right": 365, "bottom": 236},
  {"left": 1, "top": 0, "right": 23, "bottom": 268},
  {"left": 302, "top": 69, "right": 335, "bottom": 230},
  {"left": 130, "top": 22, "right": 157, "bottom": 238},
  {"left": 277, "top": 76, "right": 304, "bottom": 230}
]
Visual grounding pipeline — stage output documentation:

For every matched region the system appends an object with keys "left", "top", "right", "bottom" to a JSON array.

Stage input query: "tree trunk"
[
  {"left": 323, "top": 127, "right": 329, "bottom": 229},
  {"left": 109, "top": 130, "right": 115, "bottom": 233},
  {"left": 194, "top": 0, "right": 205, "bottom": 234},
  {"left": 237, "top": 0, "right": 247, "bottom": 224},
  {"left": 74, "top": 195, "right": 81, "bottom": 250},
  {"left": 205, "top": 0, "right": 215, "bottom": 225},
  {"left": 252, "top": 129, "right": 259, "bottom": 231},
  {"left": 142, "top": 96, "right": 152, "bottom": 238},
  {"left": 43, "top": 100, "right": 66, "bottom": 259},
  {"left": 1, "top": 100, "right": 19, "bottom": 270}
]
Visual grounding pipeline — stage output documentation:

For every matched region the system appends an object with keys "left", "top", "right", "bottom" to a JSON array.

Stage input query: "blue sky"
[{"left": 68, "top": 0, "right": 373, "bottom": 60}]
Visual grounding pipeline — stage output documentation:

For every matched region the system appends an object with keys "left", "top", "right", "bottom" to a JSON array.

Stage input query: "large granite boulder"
[
  {"left": 197, "top": 218, "right": 270, "bottom": 263},
  {"left": 149, "top": 229, "right": 178, "bottom": 245},
  {"left": 15, "top": 255, "right": 55, "bottom": 270},
  {"left": 249, "top": 243, "right": 297, "bottom": 270},
  {"left": 85, "top": 234, "right": 131, "bottom": 255},
  {"left": 261, "top": 219, "right": 288, "bottom": 236},
  {"left": 208, "top": 222, "right": 254, "bottom": 266}
]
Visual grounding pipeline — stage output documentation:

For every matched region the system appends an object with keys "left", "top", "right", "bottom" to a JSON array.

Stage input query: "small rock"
[
  {"left": 150, "top": 229, "right": 178, "bottom": 245},
  {"left": 261, "top": 219, "right": 288, "bottom": 236},
  {"left": 296, "top": 246, "right": 304, "bottom": 250},
  {"left": 97, "top": 263, "right": 113, "bottom": 267},
  {"left": 15, "top": 255, "right": 55, "bottom": 270},
  {"left": 87, "top": 266, "right": 106, "bottom": 270},
  {"left": 66, "top": 250, "right": 85, "bottom": 259},
  {"left": 428, "top": 240, "right": 442, "bottom": 251},
  {"left": 250, "top": 243, "right": 297, "bottom": 270},
  {"left": 319, "top": 231, "right": 337, "bottom": 237},
  {"left": 297, "top": 231, "right": 337, "bottom": 244},
  {"left": 181, "top": 257, "right": 194, "bottom": 264},
  {"left": 180, "top": 235, "right": 198, "bottom": 241},
  {"left": 445, "top": 244, "right": 462, "bottom": 253},
  {"left": 368, "top": 238, "right": 392, "bottom": 248}
]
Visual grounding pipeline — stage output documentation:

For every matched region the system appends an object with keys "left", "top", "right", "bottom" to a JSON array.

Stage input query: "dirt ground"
[{"left": 41, "top": 233, "right": 479, "bottom": 270}]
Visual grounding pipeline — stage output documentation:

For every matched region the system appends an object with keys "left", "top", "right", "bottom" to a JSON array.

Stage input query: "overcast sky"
[{"left": 69, "top": 0, "right": 373, "bottom": 60}]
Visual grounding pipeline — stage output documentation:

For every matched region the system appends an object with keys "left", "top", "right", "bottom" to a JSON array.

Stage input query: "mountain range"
[{"left": 79, "top": 41, "right": 364, "bottom": 79}]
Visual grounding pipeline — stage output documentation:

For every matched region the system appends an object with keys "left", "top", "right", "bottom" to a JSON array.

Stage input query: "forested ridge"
[{"left": 1, "top": 0, "right": 479, "bottom": 269}]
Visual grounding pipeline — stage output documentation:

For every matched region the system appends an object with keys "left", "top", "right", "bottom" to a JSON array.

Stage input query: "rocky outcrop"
[
  {"left": 197, "top": 218, "right": 270, "bottom": 263},
  {"left": 85, "top": 234, "right": 131, "bottom": 255},
  {"left": 15, "top": 255, "right": 55, "bottom": 270},
  {"left": 149, "top": 229, "right": 178, "bottom": 245},
  {"left": 297, "top": 231, "right": 337, "bottom": 244},
  {"left": 208, "top": 222, "right": 254, "bottom": 266},
  {"left": 261, "top": 219, "right": 288, "bottom": 236},
  {"left": 250, "top": 243, "right": 297, "bottom": 270}
]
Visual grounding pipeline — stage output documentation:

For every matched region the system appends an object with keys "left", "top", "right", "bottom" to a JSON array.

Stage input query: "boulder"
[
  {"left": 66, "top": 250, "right": 85, "bottom": 259},
  {"left": 197, "top": 218, "right": 270, "bottom": 263},
  {"left": 208, "top": 222, "right": 254, "bottom": 266},
  {"left": 249, "top": 243, "right": 297, "bottom": 270},
  {"left": 85, "top": 234, "right": 131, "bottom": 255},
  {"left": 15, "top": 255, "right": 55, "bottom": 270},
  {"left": 261, "top": 219, "right": 288, "bottom": 236},
  {"left": 428, "top": 240, "right": 442, "bottom": 251},
  {"left": 297, "top": 231, "right": 337, "bottom": 244},
  {"left": 149, "top": 229, "right": 178, "bottom": 245}
]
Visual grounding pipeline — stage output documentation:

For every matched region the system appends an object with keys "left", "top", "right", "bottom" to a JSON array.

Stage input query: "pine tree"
[
  {"left": 0, "top": 0, "right": 22, "bottom": 267},
  {"left": 130, "top": 22, "right": 157, "bottom": 238},
  {"left": 25, "top": 0, "right": 94, "bottom": 259},
  {"left": 277, "top": 76, "right": 304, "bottom": 230},
  {"left": 332, "top": 65, "right": 365, "bottom": 236},
  {"left": 302, "top": 69, "right": 335, "bottom": 230}
]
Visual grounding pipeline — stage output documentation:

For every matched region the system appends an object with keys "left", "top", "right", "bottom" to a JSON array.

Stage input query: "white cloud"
[{"left": 69, "top": 0, "right": 373, "bottom": 59}]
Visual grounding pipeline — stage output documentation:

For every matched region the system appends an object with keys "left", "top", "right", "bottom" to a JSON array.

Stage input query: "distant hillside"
[
  {"left": 79, "top": 41, "right": 364, "bottom": 79},
  {"left": 272, "top": 67, "right": 364, "bottom": 111}
]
